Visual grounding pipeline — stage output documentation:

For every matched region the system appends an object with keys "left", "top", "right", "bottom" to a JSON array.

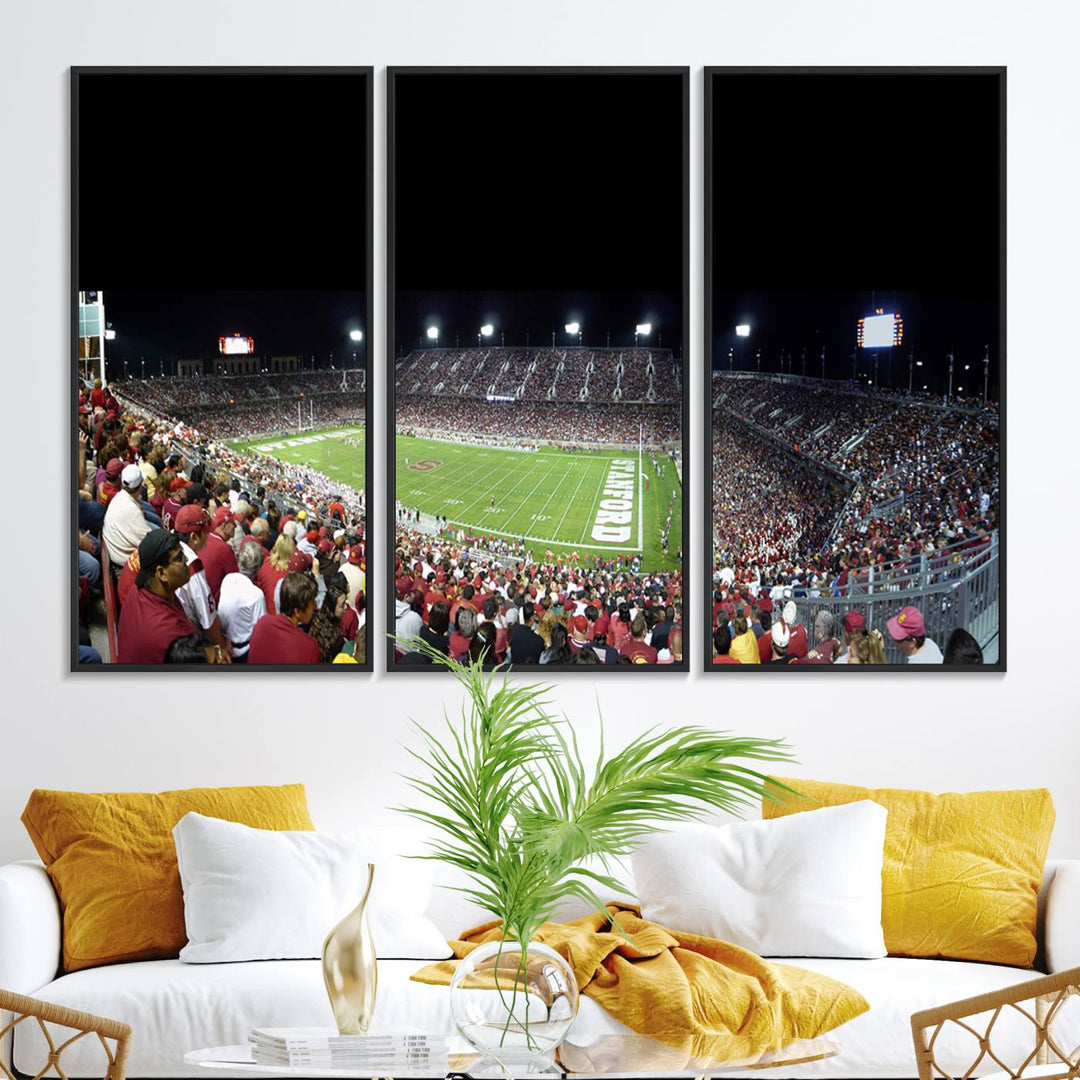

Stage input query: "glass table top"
[{"left": 187, "top": 1033, "right": 838, "bottom": 1078}]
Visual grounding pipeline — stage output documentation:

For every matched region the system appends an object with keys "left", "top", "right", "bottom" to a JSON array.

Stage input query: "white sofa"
[{"left": 2, "top": 835, "right": 1078, "bottom": 1080}]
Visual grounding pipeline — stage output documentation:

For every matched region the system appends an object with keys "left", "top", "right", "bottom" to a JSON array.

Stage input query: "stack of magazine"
[{"left": 248, "top": 1027, "right": 449, "bottom": 1072}]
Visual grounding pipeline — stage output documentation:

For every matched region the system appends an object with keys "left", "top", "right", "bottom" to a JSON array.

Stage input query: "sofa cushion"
[
  {"left": 764, "top": 778, "right": 1055, "bottom": 967},
  {"left": 21, "top": 785, "right": 314, "bottom": 972},
  {"left": 17, "top": 956, "right": 1076, "bottom": 1079},
  {"left": 632, "top": 803, "right": 887, "bottom": 958},
  {"left": 174, "top": 813, "right": 450, "bottom": 962}
]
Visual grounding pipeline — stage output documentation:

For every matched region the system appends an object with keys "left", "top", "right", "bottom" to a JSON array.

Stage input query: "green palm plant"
[{"left": 395, "top": 638, "right": 796, "bottom": 950}]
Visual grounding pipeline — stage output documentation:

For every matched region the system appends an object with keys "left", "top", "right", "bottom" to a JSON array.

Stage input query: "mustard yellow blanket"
[{"left": 412, "top": 903, "right": 868, "bottom": 1066}]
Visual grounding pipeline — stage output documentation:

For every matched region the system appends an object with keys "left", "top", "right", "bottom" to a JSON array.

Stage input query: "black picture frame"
[
  {"left": 386, "top": 66, "right": 690, "bottom": 674},
  {"left": 71, "top": 66, "right": 375, "bottom": 672},
  {"left": 703, "top": 67, "right": 1006, "bottom": 673}
]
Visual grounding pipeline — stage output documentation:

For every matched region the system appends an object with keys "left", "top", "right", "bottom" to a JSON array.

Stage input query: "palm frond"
[{"left": 393, "top": 640, "right": 795, "bottom": 942}]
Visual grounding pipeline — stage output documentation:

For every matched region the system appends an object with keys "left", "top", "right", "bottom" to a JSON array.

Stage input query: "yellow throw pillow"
[
  {"left": 763, "top": 778, "right": 1054, "bottom": 967},
  {"left": 22, "top": 784, "right": 314, "bottom": 972}
]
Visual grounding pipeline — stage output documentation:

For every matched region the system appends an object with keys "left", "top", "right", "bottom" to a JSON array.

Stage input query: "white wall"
[{"left": 2, "top": 0, "right": 1077, "bottom": 867}]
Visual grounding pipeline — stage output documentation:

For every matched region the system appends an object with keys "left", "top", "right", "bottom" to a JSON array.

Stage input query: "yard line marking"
[
  {"left": 499, "top": 457, "right": 566, "bottom": 531},
  {"left": 441, "top": 520, "right": 643, "bottom": 554},
  {"left": 552, "top": 458, "right": 596, "bottom": 541},
  {"left": 455, "top": 453, "right": 537, "bottom": 520}
]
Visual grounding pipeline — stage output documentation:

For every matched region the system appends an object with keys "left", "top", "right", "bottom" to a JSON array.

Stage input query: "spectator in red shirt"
[
  {"left": 200, "top": 505, "right": 241, "bottom": 602},
  {"left": 89, "top": 378, "right": 107, "bottom": 410},
  {"left": 116, "top": 530, "right": 197, "bottom": 664},
  {"left": 248, "top": 571, "right": 321, "bottom": 664},
  {"left": 619, "top": 615, "right": 657, "bottom": 665}
]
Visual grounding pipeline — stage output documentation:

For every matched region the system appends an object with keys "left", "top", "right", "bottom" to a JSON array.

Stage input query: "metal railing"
[{"left": 782, "top": 532, "right": 1000, "bottom": 661}]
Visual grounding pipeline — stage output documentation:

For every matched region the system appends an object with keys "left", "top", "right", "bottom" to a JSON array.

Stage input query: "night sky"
[
  {"left": 708, "top": 70, "right": 1002, "bottom": 398},
  {"left": 100, "top": 290, "right": 366, "bottom": 378},
  {"left": 391, "top": 70, "right": 686, "bottom": 356},
  {"left": 77, "top": 71, "right": 370, "bottom": 292}
]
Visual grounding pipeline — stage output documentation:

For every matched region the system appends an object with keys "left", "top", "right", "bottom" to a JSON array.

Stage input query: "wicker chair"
[
  {"left": 911, "top": 966, "right": 1080, "bottom": 1080},
  {"left": 0, "top": 990, "right": 131, "bottom": 1080}
]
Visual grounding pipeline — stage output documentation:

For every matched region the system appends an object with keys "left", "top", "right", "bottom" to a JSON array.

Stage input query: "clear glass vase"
[{"left": 449, "top": 939, "right": 579, "bottom": 1071}]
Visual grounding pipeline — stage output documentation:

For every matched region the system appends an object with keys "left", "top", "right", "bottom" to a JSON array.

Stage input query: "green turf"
[
  {"left": 226, "top": 425, "right": 366, "bottom": 493},
  {"left": 396, "top": 435, "right": 682, "bottom": 572}
]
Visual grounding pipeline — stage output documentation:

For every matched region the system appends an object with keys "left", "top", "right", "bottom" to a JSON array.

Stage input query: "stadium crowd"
[
  {"left": 115, "top": 370, "right": 366, "bottom": 441},
  {"left": 395, "top": 347, "right": 679, "bottom": 404},
  {"left": 76, "top": 379, "right": 366, "bottom": 665},
  {"left": 710, "top": 375, "right": 999, "bottom": 664},
  {"left": 397, "top": 399, "right": 680, "bottom": 447},
  {"left": 709, "top": 593, "right": 983, "bottom": 666},
  {"left": 393, "top": 525, "right": 684, "bottom": 666}
]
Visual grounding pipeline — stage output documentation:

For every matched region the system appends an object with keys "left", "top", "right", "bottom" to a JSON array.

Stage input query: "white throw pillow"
[
  {"left": 174, "top": 812, "right": 451, "bottom": 962},
  {"left": 632, "top": 801, "right": 887, "bottom": 958}
]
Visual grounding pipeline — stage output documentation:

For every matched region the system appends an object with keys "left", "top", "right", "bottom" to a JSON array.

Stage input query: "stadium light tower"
[
  {"left": 479, "top": 323, "right": 494, "bottom": 347},
  {"left": 427, "top": 326, "right": 439, "bottom": 347},
  {"left": 349, "top": 329, "right": 363, "bottom": 342},
  {"left": 735, "top": 323, "right": 750, "bottom": 370},
  {"left": 565, "top": 322, "right": 581, "bottom": 345},
  {"left": 983, "top": 345, "right": 990, "bottom": 403},
  {"left": 635, "top": 323, "right": 652, "bottom": 348}
]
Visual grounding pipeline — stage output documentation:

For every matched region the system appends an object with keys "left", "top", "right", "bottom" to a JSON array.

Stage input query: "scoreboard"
[
  {"left": 219, "top": 333, "right": 255, "bottom": 356},
  {"left": 857, "top": 311, "right": 903, "bottom": 349}
]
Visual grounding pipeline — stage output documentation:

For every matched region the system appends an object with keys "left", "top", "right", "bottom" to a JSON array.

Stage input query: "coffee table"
[{"left": 186, "top": 1032, "right": 838, "bottom": 1078}]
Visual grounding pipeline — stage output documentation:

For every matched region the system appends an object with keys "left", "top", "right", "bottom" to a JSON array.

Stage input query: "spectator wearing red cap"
[
  {"left": 832, "top": 610, "right": 866, "bottom": 665},
  {"left": 298, "top": 528, "right": 320, "bottom": 560},
  {"left": 173, "top": 505, "right": 229, "bottom": 654},
  {"left": 102, "top": 463, "right": 154, "bottom": 567},
  {"left": 97, "top": 458, "right": 124, "bottom": 508},
  {"left": 200, "top": 506, "right": 241, "bottom": 602},
  {"left": 116, "top": 530, "right": 196, "bottom": 664},
  {"left": 249, "top": 571, "right": 321, "bottom": 664},
  {"left": 568, "top": 614, "right": 591, "bottom": 656},
  {"left": 886, "top": 605, "right": 943, "bottom": 664}
]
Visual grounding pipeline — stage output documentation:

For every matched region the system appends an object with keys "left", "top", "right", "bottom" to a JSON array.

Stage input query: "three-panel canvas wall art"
[{"left": 72, "top": 67, "right": 1003, "bottom": 672}]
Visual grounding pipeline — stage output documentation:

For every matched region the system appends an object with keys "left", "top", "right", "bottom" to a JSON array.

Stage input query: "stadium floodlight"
[
  {"left": 104, "top": 328, "right": 117, "bottom": 341},
  {"left": 565, "top": 322, "right": 580, "bottom": 335},
  {"left": 480, "top": 324, "right": 494, "bottom": 337},
  {"left": 427, "top": 327, "right": 439, "bottom": 341},
  {"left": 349, "top": 329, "right": 363, "bottom": 342},
  {"left": 635, "top": 323, "right": 652, "bottom": 336},
  {"left": 735, "top": 324, "right": 751, "bottom": 337}
]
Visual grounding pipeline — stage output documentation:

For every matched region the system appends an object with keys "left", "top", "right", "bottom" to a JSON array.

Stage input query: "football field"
[
  {"left": 397, "top": 436, "right": 682, "bottom": 571},
  {"left": 227, "top": 426, "right": 366, "bottom": 493}
]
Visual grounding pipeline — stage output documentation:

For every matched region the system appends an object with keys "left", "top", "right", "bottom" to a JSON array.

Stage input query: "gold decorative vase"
[{"left": 321, "top": 863, "right": 377, "bottom": 1034}]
